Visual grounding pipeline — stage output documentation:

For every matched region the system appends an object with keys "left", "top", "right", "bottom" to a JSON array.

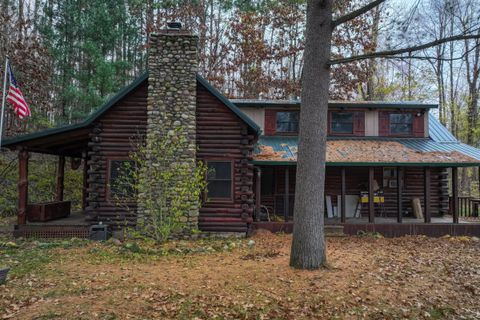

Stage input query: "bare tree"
[{"left": 291, "top": 0, "right": 480, "bottom": 269}]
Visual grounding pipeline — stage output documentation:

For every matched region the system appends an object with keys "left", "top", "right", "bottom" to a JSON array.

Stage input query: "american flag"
[{"left": 6, "top": 63, "right": 30, "bottom": 119}]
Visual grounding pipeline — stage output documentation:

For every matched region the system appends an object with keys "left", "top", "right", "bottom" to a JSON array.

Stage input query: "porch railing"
[{"left": 449, "top": 196, "right": 480, "bottom": 217}]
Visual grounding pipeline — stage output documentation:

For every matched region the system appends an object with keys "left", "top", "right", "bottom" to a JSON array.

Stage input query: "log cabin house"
[{"left": 3, "top": 25, "right": 480, "bottom": 238}]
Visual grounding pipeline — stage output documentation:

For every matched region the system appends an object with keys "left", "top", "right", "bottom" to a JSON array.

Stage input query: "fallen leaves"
[{"left": 2, "top": 234, "right": 480, "bottom": 319}]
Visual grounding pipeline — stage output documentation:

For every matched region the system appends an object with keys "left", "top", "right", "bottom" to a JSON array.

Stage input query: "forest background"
[{"left": 1, "top": 0, "right": 479, "bottom": 214}]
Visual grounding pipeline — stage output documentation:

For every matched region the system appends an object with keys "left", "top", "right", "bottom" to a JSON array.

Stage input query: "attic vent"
[{"left": 167, "top": 22, "right": 182, "bottom": 30}]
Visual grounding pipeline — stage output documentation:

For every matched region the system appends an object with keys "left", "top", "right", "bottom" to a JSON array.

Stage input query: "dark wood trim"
[
  {"left": 284, "top": 166, "right": 289, "bottom": 221},
  {"left": 105, "top": 156, "right": 136, "bottom": 204},
  {"left": 82, "top": 153, "right": 88, "bottom": 211},
  {"left": 105, "top": 157, "right": 121, "bottom": 203},
  {"left": 255, "top": 167, "right": 261, "bottom": 222},
  {"left": 452, "top": 167, "right": 459, "bottom": 224},
  {"left": 18, "top": 148, "right": 29, "bottom": 225},
  {"left": 368, "top": 167, "right": 375, "bottom": 223},
  {"left": 264, "top": 109, "right": 277, "bottom": 135},
  {"left": 424, "top": 167, "right": 431, "bottom": 223},
  {"left": 341, "top": 166, "right": 346, "bottom": 223},
  {"left": 206, "top": 159, "right": 235, "bottom": 203},
  {"left": 397, "top": 167, "right": 403, "bottom": 223},
  {"left": 55, "top": 156, "right": 65, "bottom": 202}
]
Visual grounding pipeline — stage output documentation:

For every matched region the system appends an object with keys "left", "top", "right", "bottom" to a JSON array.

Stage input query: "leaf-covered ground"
[{"left": 1, "top": 232, "right": 480, "bottom": 320}]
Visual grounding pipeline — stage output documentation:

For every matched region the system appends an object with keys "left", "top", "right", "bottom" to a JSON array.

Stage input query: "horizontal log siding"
[
  {"left": 197, "top": 84, "right": 256, "bottom": 233},
  {"left": 85, "top": 82, "right": 147, "bottom": 228},
  {"left": 259, "top": 166, "right": 449, "bottom": 219}
]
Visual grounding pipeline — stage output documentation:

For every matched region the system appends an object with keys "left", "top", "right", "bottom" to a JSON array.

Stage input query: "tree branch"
[
  {"left": 332, "top": 0, "right": 386, "bottom": 28},
  {"left": 330, "top": 33, "right": 480, "bottom": 65}
]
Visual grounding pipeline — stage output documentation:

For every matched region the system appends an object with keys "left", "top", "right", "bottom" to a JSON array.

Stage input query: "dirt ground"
[{"left": 2, "top": 232, "right": 480, "bottom": 320}]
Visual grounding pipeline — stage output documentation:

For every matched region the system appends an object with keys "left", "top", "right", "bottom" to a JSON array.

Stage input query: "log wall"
[
  {"left": 196, "top": 84, "right": 256, "bottom": 233},
  {"left": 85, "top": 80, "right": 256, "bottom": 232},
  {"left": 85, "top": 82, "right": 148, "bottom": 228}
]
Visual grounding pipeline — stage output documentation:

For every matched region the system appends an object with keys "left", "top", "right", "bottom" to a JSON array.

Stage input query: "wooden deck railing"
[{"left": 449, "top": 196, "right": 480, "bottom": 217}]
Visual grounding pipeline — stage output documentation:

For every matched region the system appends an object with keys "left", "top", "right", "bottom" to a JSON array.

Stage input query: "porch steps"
[{"left": 325, "top": 225, "right": 346, "bottom": 237}]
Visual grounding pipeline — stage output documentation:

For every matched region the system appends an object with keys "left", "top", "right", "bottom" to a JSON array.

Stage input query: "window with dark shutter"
[
  {"left": 276, "top": 111, "right": 299, "bottom": 133},
  {"left": 207, "top": 161, "right": 233, "bottom": 200},
  {"left": 389, "top": 113, "right": 413, "bottom": 135},
  {"left": 108, "top": 159, "right": 136, "bottom": 200},
  {"left": 331, "top": 112, "right": 354, "bottom": 134}
]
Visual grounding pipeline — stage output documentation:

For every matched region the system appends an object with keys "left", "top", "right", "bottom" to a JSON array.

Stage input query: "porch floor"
[
  {"left": 325, "top": 215, "right": 478, "bottom": 224},
  {"left": 253, "top": 216, "right": 480, "bottom": 237}
]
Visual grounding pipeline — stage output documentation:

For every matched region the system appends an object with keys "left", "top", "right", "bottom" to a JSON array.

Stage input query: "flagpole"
[{"left": 0, "top": 56, "right": 8, "bottom": 150}]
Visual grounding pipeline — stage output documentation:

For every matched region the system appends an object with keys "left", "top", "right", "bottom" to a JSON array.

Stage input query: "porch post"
[
  {"left": 341, "top": 167, "right": 346, "bottom": 223},
  {"left": 452, "top": 167, "right": 459, "bottom": 224},
  {"left": 255, "top": 167, "right": 261, "bottom": 222},
  {"left": 17, "top": 148, "right": 29, "bottom": 225},
  {"left": 397, "top": 167, "right": 403, "bottom": 223},
  {"left": 82, "top": 152, "right": 88, "bottom": 211},
  {"left": 55, "top": 155, "right": 65, "bottom": 202},
  {"left": 368, "top": 167, "right": 375, "bottom": 223},
  {"left": 284, "top": 166, "right": 289, "bottom": 221},
  {"left": 424, "top": 167, "right": 431, "bottom": 223}
]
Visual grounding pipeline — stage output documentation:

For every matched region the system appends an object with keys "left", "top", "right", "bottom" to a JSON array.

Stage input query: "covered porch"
[
  {"left": 251, "top": 135, "right": 480, "bottom": 236},
  {"left": 253, "top": 165, "right": 468, "bottom": 222},
  {"left": 2, "top": 125, "right": 91, "bottom": 238}
]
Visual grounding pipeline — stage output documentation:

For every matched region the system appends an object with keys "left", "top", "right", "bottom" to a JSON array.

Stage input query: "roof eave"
[
  {"left": 252, "top": 160, "right": 480, "bottom": 167},
  {"left": 2, "top": 72, "right": 261, "bottom": 148},
  {"left": 196, "top": 75, "right": 261, "bottom": 134},
  {"left": 2, "top": 72, "right": 149, "bottom": 148},
  {"left": 233, "top": 100, "right": 438, "bottom": 110}
]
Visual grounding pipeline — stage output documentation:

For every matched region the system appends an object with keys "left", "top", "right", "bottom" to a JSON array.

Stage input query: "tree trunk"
[{"left": 290, "top": 0, "right": 332, "bottom": 270}]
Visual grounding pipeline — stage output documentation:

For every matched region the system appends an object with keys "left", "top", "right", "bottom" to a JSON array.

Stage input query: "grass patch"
[{"left": 427, "top": 306, "right": 455, "bottom": 319}]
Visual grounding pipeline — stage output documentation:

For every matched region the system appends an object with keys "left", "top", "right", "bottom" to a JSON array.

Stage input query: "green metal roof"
[
  {"left": 253, "top": 132, "right": 480, "bottom": 167},
  {"left": 2, "top": 72, "right": 260, "bottom": 148},
  {"left": 429, "top": 116, "right": 458, "bottom": 142},
  {"left": 232, "top": 99, "right": 438, "bottom": 110}
]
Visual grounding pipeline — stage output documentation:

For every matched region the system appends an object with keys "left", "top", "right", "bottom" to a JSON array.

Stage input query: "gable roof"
[
  {"left": 1, "top": 72, "right": 260, "bottom": 149},
  {"left": 195, "top": 75, "right": 260, "bottom": 133}
]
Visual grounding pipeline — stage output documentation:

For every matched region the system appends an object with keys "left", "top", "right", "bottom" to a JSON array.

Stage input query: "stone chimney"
[{"left": 143, "top": 24, "right": 199, "bottom": 235}]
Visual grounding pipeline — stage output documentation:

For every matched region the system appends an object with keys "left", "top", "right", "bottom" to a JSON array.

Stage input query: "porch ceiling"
[
  {"left": 1, "top": 125, "right": 90, "bottom": 157},
  {"left": 253, "top": 136, "right": 480, "bottom": 167}
]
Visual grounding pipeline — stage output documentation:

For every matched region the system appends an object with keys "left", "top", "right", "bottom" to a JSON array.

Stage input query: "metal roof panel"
[{"left": 254, "top": 136, "right": 480, "bottom": 166}]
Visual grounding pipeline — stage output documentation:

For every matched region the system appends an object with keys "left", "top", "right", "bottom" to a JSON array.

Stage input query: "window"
[
  {"left": 108, "top": 159, "right": 136, "bottom": 200},
  {"left": 207, "top": 161, "right": 232, "bottom": 200},
  {"left": 389, "top": 113, "right": 413, "bottom": 135},
  {"left": 276, "top": 111, "right": 299, "bottom": 133},
  {"left": 331, "top": 112, "right": 354, "bottom": 134},
  {"left": 383, "top": 167, "right": 397, "bottom": 188}
]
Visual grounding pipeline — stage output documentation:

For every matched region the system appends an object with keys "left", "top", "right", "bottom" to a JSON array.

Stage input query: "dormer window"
[
  {"left": 389, "top": 113, "right": 413, "bottom": 135},
  {"left": 331, "top": 112, "right": 354, "bottom": 134},
  {"left": 276, "top": 111, "right": 299, "bottom": 133}
]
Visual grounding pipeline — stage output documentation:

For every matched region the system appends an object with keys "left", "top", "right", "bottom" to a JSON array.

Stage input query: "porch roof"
[
  {"left": 253, "top": 116, "right": 480, "bottom": 167},
  {"left": 253, "top": 136, "right": 480, "bottom": 166}
]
